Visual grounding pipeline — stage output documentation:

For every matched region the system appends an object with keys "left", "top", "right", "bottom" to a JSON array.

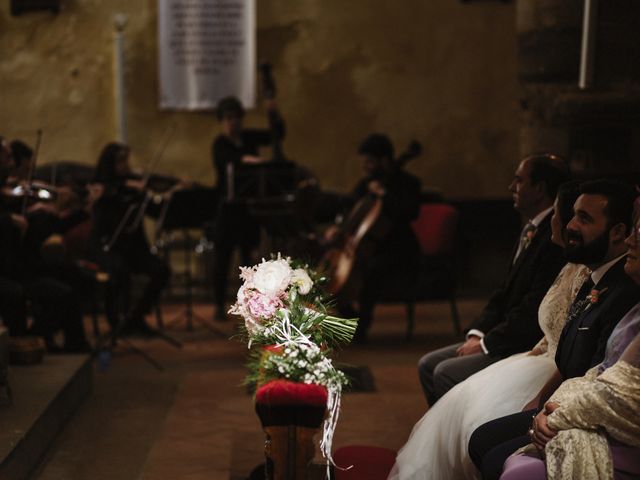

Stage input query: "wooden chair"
[{"left": 377, "top": 203, "right": 461, "bottom": 340}]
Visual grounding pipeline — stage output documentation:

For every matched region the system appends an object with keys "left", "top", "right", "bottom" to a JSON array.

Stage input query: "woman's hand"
[
  {"left": 530, "top": 404, "right": 559, "bottom": 451},
  {"left": 125, "top": 178, "right": 146, "bottom": 191},
  {"left": 10, "top": 213, "right": 28, "bottom": 236}
]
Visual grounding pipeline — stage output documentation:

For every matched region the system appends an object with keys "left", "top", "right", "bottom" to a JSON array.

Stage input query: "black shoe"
[
  {"left": 62, "top": 341, "right": 93, "bottom": 354},
  {"left": 120, "top": 317, "right": 157, "bottom": 338},
  {"left": 46, "top": 344, "right": 65, "bottom": 354}
]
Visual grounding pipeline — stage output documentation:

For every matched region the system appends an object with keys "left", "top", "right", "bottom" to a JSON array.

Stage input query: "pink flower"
[
  {"left": 587, "top": 287, "right": 608, "bottom": 305},
  {"left": 246, "top": 291, "right": 283, "bottom": 319}
]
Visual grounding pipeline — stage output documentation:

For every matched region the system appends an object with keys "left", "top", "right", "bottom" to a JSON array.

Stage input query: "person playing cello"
[{"left": 324, "top": 133, "right": 422, "bottom": 342}]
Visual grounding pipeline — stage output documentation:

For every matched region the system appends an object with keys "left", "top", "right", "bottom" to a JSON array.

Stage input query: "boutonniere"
[
  {"left": 585, "top": 287, "right": 609, "bottom": 308},
  {"left": 521, "top": 228, "right": 537, "bottom": 249}
]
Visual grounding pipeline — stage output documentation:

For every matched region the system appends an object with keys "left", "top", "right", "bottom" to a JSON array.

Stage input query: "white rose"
[
  {"left": 252, "top": 259, "right": 292, "bottom": 297},
  {"left": 291, "top": 268, "right": 313, "bottom": 295}
]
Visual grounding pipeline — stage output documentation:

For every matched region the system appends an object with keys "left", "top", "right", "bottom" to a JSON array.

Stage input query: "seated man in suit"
[
  {"left": 468, "top": 179, "right": 640, "bottom": 480},
  {"left": 418, "top": 153, "right": 570, "bottom": 404}
]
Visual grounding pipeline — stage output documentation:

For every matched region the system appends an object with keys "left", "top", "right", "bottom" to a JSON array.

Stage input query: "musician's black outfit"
[
  {"left": 340, "top": 169, "right": 422, "bottom": 341},
  {"left": 0, "top": 197, "right": 90, "bottom": 352},
  {"left": 0, "top": 210, "right": 28, "bottom": 337},
  {"left": 210, "top": 113, "right": 285, "bottom": 317},
  {"left": 89, "top": 181, "right": 170, "bottom": 333}
]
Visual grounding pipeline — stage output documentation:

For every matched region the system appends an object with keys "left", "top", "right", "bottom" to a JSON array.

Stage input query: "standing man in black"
[
  {"left": 418, "top": 154, "right": 569, "bottom": 404},
  {"left": 211, "top": 96, "right": 285, "bottom": 320},
  {"left": 469, "top": 179, "right": 640, "bottom": 480}
]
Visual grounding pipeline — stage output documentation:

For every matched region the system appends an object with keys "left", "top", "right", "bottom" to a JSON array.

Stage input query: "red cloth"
[
  {"left": 333, "top": 445, "right": 397, "bottom": 480},
  {"left": 255, "top": 379, "right": 328, "bottom": 407},
  {"left": 411, "top": 204, "right": 458, "bottom": 255}
]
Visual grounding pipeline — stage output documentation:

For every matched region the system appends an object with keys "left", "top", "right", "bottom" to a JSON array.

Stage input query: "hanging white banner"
[{"left": 158, "top": 0, "right": 256, "bottom": 110}]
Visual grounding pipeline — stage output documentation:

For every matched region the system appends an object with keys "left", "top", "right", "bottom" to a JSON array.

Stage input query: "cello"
[{"left": 321, "top": 140, "right": 422, "bottom": 297}]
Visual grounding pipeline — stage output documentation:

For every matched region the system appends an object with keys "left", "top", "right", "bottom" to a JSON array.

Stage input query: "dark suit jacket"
[
  {"left": 555, "top": 256, "right": 640, "bottom": 379},
  {"left": 467, "top": 213, "right": 566, "bottom": 357}
]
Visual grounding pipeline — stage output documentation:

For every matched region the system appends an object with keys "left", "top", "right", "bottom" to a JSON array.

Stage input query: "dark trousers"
[
  {"left": 468, "top": 409, "right": 536, "bottom": 480},
  {"left": 0, "top": 277, "right": 27, "bottom": 336},
  {"left": 338, "top": 240, "right": 419, "bottom": 339},
  {"left": 417, "top": 342, "right": 500, "bottom": 404},
  {"left": 96, "top": 248, "right": 170, "bottom": 327},
  {"left": 27, "top": 275, "right": 88, "bottom": 349},
  {"left": 212, "top": 203, "right": 259, "bottom": 310}
]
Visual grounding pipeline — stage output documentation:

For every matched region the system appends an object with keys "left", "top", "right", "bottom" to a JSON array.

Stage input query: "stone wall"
[{"left": 0, "top": 0, "right": 519, "bottom": 198}]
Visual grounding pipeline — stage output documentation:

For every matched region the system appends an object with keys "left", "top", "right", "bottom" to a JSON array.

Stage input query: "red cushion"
[
  {"left": 411, "top": 204, "right": 458, "bottom": 255},
  {"left": 333, "top": 445, "right": 397, "bottom": 480},
  {"left": 255, "top": 380, "right": 328, "bottom": 407}
]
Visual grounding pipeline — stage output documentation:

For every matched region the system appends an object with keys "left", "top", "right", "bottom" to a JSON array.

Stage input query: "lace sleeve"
[{"left": 530, "top": 336, "right": 548, "bottom": 355}]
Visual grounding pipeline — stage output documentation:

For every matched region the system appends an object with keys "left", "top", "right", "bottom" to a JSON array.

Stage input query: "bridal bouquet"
[
  {"left": 230, "top": 255, "right": 356, "bottom": 348},
  {"left": 229, "top": 254, "right": 357, "bottom": 469}
]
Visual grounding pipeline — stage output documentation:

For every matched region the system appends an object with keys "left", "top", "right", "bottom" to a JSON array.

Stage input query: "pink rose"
[{"left": 247, "top": 291, "right": 283, "bottom": 320}]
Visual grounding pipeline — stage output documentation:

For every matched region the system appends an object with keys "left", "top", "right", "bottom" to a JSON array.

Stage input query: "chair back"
[
  {"left": 63, "top": 217, "right": 93, "bottom": 260},
  {"left": 411, "top": 203, "right": 459, "bottom": 256}
]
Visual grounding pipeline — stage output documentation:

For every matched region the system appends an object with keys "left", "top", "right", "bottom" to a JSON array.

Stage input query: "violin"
[{"left": 2, "top": 180, "right": 57, "bottom": 207}]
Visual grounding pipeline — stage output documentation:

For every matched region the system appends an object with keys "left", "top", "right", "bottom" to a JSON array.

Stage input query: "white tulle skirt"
[{"left": 388, "top": 353, "right": 556, "bottom": 480}]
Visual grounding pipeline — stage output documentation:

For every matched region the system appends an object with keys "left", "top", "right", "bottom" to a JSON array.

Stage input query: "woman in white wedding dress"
[{"left": 388, "top": 183, "right": 589, "bottom": 480}]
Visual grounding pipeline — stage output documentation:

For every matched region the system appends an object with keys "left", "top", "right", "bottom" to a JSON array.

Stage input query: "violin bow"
[
  {"left": 124, "top": 123, "right": 176, "bottom": 234},
  {"left": 141, "top": 123, "right": 176, "bottom": 188},
  {"left": 20, "top": 129, "right": 43, "bottom": 216}
]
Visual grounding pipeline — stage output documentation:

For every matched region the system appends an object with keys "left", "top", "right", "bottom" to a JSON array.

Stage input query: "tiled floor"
[{"left": 30, "top": 299, "right": 483, "bottom": 480}]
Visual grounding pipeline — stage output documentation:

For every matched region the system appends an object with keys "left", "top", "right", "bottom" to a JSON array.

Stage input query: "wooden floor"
[{"left": 28, "top": 299, "right": 483, "bottom": 480}]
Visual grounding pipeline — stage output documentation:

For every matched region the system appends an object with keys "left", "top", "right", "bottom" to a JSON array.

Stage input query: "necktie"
[
  {"left": 513, "top": 221, "right": 537, "bottom": 264},
  {"left": 565, "top": 276, "right": 595, "bottom": 324}
]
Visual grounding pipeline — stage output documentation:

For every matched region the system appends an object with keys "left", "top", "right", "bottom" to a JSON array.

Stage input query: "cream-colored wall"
[{"left": 0, "top": 0, "right": 518, "bottom": 198}]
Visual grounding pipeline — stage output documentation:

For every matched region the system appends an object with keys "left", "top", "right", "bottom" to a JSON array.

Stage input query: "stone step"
[{"left": 0, "top": 355, "right": 92, "bottom": 480}]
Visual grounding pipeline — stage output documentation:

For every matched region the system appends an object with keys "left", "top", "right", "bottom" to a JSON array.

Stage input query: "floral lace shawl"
[
  {"left": 531, "top": 263, "right": 591, "bottom": 357},
  {"left": 520, "top": 361, "right": 640, "bottom": 480}
]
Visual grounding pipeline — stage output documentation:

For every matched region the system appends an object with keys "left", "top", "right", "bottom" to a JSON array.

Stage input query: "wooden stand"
[
  {"left": 263, "top": 425, "right": 319, "bottom": 480},
  {"left": 255, "top": 383, "right": 328, "bottom": 480}
]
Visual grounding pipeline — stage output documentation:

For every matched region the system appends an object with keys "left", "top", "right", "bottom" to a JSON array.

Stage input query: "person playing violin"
[
  {"left": 0, "top": 136, "right": 91, "bottom": 352},
  {"left": 8, "top": 139, "right": 33, "bottom": 184},
  {"left": 210, "top": 95, "right": 286, "bottom": 320},
  {"left": 89, "top": 142, "right": 170, "bottom": 336},
  {"left": 0, "top": 136, "right": 29, "bottom": 337},
  {"left": 325, "top": 133, "right": 422, "bottom": 342}
]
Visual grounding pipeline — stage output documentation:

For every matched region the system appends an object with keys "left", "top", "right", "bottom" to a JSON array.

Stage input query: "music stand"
[
  {"left": 155, "top": 187, "right": 222, "bottom": 334},
  {"left": 93, "top": 315, "right": 169, "bottom": 371},
  {"left": 232, "top": 161, "right": 297, "bottom": 200},
  {"left": 231, "top": 162, "right": 304, "bottom": 254},
  {"left": 90, "top": 271, "right": 182, "bottom": 372}
]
